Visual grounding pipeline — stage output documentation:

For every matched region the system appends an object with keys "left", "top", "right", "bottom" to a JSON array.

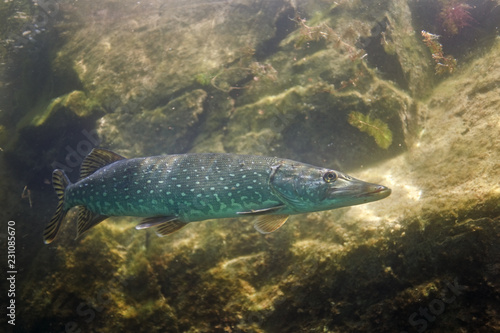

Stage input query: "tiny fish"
[{"left": 44, "top": 148, "right": 391, "bottom": 243}]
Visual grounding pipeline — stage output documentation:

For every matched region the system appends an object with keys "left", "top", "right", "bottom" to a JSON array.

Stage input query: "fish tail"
[{"left": 44, "top": 169, "right": 71, "bottom": 244}]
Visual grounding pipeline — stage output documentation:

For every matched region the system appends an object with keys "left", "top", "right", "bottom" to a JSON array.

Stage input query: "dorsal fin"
[{"left": 79, "top": 148, "right": 126, "bottom": 180}]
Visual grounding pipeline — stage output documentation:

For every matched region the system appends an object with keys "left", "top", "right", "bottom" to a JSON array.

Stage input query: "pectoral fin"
[
  {"left": 237, "top": 205, "right": 284, "bottom": 215},
  {"left": 254, "top": 214, "right": 289, "bottom": 234}
]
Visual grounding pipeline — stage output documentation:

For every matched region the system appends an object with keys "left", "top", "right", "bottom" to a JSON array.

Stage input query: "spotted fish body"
[
  {"left": 69, "top": 154, "right": 283, "bottom": 220},
  {"left": 44, "top": 149, "right": 391, "bottom": 244}
]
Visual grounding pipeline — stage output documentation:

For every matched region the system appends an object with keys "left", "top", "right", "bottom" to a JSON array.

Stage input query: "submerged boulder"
[
  {"left": 97, "top": 89, "right": 207, "bottom": 156},
  {"left": 7, "top": 0, "right": 500, "bottom": 332}
]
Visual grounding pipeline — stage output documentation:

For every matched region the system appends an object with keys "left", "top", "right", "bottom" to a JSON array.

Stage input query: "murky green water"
[{"left": 1, "top": 1, "right": 499, "bottom": 332}]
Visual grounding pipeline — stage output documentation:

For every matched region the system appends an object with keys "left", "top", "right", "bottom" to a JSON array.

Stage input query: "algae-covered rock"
[
  {"left": 18, "top": 90, "right": 100, "bottom": 129},
  {"left": 53, "top": 0, "right": 294, "bottom": 109},
  {"left": 44, "top": 0, "right": 426, "bottom": 169},
  {"left": 22, "top": 35, "right": 500, "bottom": 332},
  {"left": 2, "top": 89, "right": 103, "bottom": 187},
  {"left": 223, "top": 76, "right": 411, "bottom": 168},
  {"left": 97, "top": 89, "right": 207, "bottom": 156},
  {"left": 9, "top": 0, "right": 500, "bottom": 332}
]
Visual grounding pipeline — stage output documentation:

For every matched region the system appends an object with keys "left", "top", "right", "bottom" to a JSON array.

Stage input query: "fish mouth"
[
  {"left": 324, "top": 178, "right": 391, "bottom": 205},
  {"left": 371, "top": 185, "right": 391, "bottom": 195},
  {"left": 358, "top": 185, "right": 391, "bottom": 198}
]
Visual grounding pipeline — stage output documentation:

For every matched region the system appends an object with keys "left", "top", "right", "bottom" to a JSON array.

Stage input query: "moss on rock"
[
  {"left": 97, "top": 89, "right": 207, "bottom": 156},
  {"left": 12, "top": 1, "right": 500, "bottom": 332},
  {"left": 18, "top": 90, "right": 100, "bottom": 128}
]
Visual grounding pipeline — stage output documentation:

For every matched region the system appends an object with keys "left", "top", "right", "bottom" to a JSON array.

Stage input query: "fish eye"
[{"left": 323, "top": 171, "right": 338, "bottom": 183}]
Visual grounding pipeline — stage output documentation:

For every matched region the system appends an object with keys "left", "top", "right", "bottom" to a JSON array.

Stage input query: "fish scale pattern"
[{"left": 66, "top": 154, "right": 283, "bottom": 221}]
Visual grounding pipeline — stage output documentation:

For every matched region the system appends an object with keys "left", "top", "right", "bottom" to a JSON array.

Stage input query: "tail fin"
[{"left": 44, "top": 169, "right": 71, "bottom": 244}]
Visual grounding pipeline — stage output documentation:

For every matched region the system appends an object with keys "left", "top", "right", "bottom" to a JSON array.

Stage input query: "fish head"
[{"left": 269, "top": 161, "right": 391, "bottom": 213}]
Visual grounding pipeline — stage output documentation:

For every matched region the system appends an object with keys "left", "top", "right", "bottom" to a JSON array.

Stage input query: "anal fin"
[
  {"left": 254, "top": 214, "right": 289, "bottom": 234},
  {"left": 77, "top": 207, "right": 108, "bottom": 239}
]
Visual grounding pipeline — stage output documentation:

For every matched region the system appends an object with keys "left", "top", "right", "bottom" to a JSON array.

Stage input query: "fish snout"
[{"left": 361, "top": 183, "right": 391, "bottom": 199}]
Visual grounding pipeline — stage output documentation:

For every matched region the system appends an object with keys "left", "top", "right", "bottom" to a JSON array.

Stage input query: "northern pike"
[{"left": 44, "top": 148, "right": 391, "bottom": 243}]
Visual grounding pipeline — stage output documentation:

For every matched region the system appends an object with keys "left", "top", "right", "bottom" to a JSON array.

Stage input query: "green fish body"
[{"left": 44, "top": 148, "right": 391, "bottom": 243}]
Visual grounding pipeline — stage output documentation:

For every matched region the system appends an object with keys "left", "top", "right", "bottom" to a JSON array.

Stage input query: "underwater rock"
[
  {"left": 11, "top": 1, "right": 500, "bottom": 332},
  {"left": 192, "top": 0, "right": 426, "bottom": 168},
  {"left": 17, "top": 90, "right": 100, "bottom": 129},
  {"left": 53, "top": 0, "right": 294, "bottom": 110},
  {"left": 23, "top": 36, "right": 500, "bottom": 333},
  {"left": 97, "top": 89, "right": 207, "bottom": 156},
  {"left": 47, "top": 0, "right": 427, "bottom": 169},
  {"left": 223, "top": 77, "right": 411, "bottom": 169},
  {"left": 366, "top": 0, "right": 435, "bottom": 97},
  {"left": 2, "top": 89, "right": 103, "bottom": 190}
]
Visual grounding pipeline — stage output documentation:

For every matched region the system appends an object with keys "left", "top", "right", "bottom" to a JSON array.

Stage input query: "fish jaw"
[
  {"left": 326, "top": 177, "right": 392, "bottom": 207},
  {"left": 305, "top": 176, "right": 391, "bottom": 212}
]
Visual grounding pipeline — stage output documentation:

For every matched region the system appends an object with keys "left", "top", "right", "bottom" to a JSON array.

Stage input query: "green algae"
[
  {"left": 194, "top": 72, "right": 214, "bottom": 86},
  {"left": 17, "top": 90, "right": 100, "bottom": 129},
  {"left": 348, "top": 111, "right": 393, "bottom": 149},
  {"left": 9, "top": 1, "right": 500, "bottom": 332},
  {"left": 97, "top": 89, "right": 207, "bottom": 155}
]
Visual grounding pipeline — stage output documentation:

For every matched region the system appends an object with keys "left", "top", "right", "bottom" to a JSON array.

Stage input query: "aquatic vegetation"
[
  {"left": 248, "top": 61, "right": 278, "bottom": 82},
  {"left": 18, "top": 90, "right": 100, "bottom": 128},
  {"left": 206, "top": 62, "right": 277, "bottom": 93},
  {"left": 11, "top": 1, "right": 500, "bottom": 332},
  {"left": 339, "top": 69, "right": 365, "bottom": 90},
  {"left": 194, "top": 72, "right": 214, "bottom": 86},
  {"left": 293, "top": 16, "right": 364, "bottom": 61},
  {"left": 381, "top": 31, "right": 397, "bottom": 55},
  {"left": 439, "top": 0, "right": 474, "bottom": 35},
  {"left": 347, "top": 111, "right": 393, "bottom": 149},
  {"left": 294, "top": 16, "right": 334, "bottom": 48},
  {"left": 421, "top": 30, "right": 457, "bottom": 75}
]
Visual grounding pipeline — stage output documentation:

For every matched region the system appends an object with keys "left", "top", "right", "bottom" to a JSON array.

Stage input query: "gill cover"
[{"left": 268, "top": 161, "right": 333, "bottom": 210}]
